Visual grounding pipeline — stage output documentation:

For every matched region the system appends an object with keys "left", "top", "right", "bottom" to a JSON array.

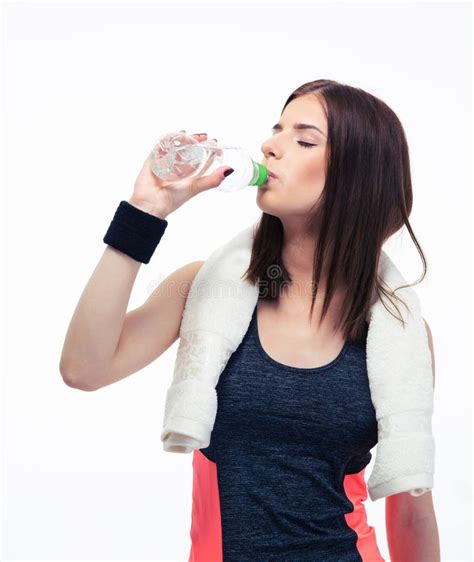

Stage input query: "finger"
[{"left": 191, "top": 166, "right": 232, "bottom": 194}]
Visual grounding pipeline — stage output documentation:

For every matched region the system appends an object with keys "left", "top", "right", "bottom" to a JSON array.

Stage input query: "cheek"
[
  {"left": 293, "top": 184, "right": 324, "bottom": 213},
  {"left": 256, "top": 177, "right": 323, "bottom": 215},
  {"left": 256, "top": 153, "right": 327, "bottom": 214},
  {"left": 289, "top": 162, "right": 326, "bottom": 206},
  {"left": 303, "top": 157, "right": 326, "bottom": 187}
]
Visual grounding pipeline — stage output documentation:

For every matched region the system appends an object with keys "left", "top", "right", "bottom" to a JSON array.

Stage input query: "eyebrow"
[{"left": 271, "top": 122, "right": 327, "bottom": 137}]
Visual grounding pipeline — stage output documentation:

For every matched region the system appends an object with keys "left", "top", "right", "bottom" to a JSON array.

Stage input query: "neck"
[
  {"left": 278, "top": 219, "right": 346, "bottom": 329},
  {"left": 280, "top": 218, "right": 329, "bottom": 292}
]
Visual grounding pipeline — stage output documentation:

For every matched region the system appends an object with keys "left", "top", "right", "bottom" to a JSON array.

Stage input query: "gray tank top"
[{"left": 198, "top": 302, "right": 379, "bottom": 561}]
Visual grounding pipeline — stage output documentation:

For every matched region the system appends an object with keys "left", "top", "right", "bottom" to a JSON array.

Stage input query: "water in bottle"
[{"left": 149, "top": 131, "right": 268, "bottom": 192}]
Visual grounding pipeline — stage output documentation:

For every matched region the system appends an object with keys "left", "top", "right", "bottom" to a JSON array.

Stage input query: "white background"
[{"left": 1, "top": 0, "right": 472, "bottom": 560}]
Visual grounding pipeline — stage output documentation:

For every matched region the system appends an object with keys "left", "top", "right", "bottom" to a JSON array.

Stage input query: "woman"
[{"left": 60, "top": 79, "right": 440, "bottom": 561}]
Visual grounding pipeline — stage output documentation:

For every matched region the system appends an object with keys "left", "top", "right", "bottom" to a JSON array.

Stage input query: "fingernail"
[{"left": 223, "top": 168, "right": 234, "bottom": 177}]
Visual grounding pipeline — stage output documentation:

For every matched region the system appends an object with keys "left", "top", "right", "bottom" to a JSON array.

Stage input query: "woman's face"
[{"left": 258, "top": 94, "right": 329, "bottom": 218}]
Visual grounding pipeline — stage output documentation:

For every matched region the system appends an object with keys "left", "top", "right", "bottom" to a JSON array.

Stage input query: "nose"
[{"left": 261, "top": 138, "right": 278, "bottom": 164}]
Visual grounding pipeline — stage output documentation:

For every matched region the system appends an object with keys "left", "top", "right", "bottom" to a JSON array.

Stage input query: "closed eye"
[{"left": 298, "top": 141, "right": 317, "bottom": 148}]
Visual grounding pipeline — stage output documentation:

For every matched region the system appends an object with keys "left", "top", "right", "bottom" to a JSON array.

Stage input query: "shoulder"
[
  {"left": 180, "top": 260, "right": 205, "bottom": 277},
  {"left": 149, "top": 260, "right": 205, "bottom": 303},
  {"left": 423, "top": 317, "right": 435, "bottom": 388},
  {"left": 174, "top": 260, "right": 205, "bottom": 294},
  {"left": 172, "top": 260, "right": 205, "bottom": 281}
]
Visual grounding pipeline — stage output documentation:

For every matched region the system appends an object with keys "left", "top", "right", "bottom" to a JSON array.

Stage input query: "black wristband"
[{"left": 103, "top": 200, "right": 169, "bottom": 264}]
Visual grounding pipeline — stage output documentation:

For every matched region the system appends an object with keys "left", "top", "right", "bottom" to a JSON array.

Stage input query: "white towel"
[{"left": 160, "top": 222, "right": 435, "bottom": 502}]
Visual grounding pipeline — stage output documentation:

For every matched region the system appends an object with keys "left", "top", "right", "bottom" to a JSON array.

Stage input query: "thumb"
[{"left": 191, "top": 166, "right": 234, "bottom": 194}]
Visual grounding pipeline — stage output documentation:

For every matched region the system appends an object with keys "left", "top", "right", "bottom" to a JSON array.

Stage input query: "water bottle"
[{"left": 149, "top": 131, "right": 268, "bottom": 192}]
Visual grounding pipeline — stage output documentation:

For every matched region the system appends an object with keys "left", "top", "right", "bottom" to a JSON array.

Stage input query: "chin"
[
  {"left": 255, "top": 199, "right": 284, "bottom": 219},
  {"left": 256, "top": 190, "right": 274, "bottom": 211}
]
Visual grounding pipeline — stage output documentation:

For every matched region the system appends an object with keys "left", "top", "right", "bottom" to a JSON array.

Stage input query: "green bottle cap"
[{"left": 252, "top": 162, "right": 268, "bottom": 186}]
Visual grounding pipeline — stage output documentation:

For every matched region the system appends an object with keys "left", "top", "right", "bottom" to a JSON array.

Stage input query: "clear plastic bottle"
[{"left": 149, "top": 131, "right": 268, "bottom": 192}]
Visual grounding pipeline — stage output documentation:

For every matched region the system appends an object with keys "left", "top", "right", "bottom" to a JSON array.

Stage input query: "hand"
[{"left": 130, "top": 132, "right": 232, "bottom": 219}]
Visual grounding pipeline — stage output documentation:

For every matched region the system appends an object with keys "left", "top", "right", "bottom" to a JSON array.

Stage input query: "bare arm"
[
  {"left": 60, "top": 132, "right": 228, "bottom": 390},
  {"left": 60, "top": 251, "right": 204, "bottom": 391},
  {"left": 385, "top": 491, "right": 440, "bottom": 562},
  {"left": 59, "top": 243, "right": 143, "bottom": 388},
  {"left": 385, "top": 318, "right": 440, "bottom": 561},
  {"left": 90, "top": 259, "right": 204, "bottom": 390}
]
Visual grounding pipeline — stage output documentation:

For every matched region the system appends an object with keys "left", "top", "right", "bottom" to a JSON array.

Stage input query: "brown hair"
[{"left": 243, "top": 79, "right": 428, "bottom": 342}]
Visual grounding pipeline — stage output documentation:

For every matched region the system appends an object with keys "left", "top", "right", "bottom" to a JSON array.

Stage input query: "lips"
[{"left": 267, "top": 169, "right": 278, "bottom": 179}]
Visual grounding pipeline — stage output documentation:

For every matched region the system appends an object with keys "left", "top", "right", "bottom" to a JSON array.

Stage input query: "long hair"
[{"left": 242, "top": 79, "right": 428, "bottom": 342}]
